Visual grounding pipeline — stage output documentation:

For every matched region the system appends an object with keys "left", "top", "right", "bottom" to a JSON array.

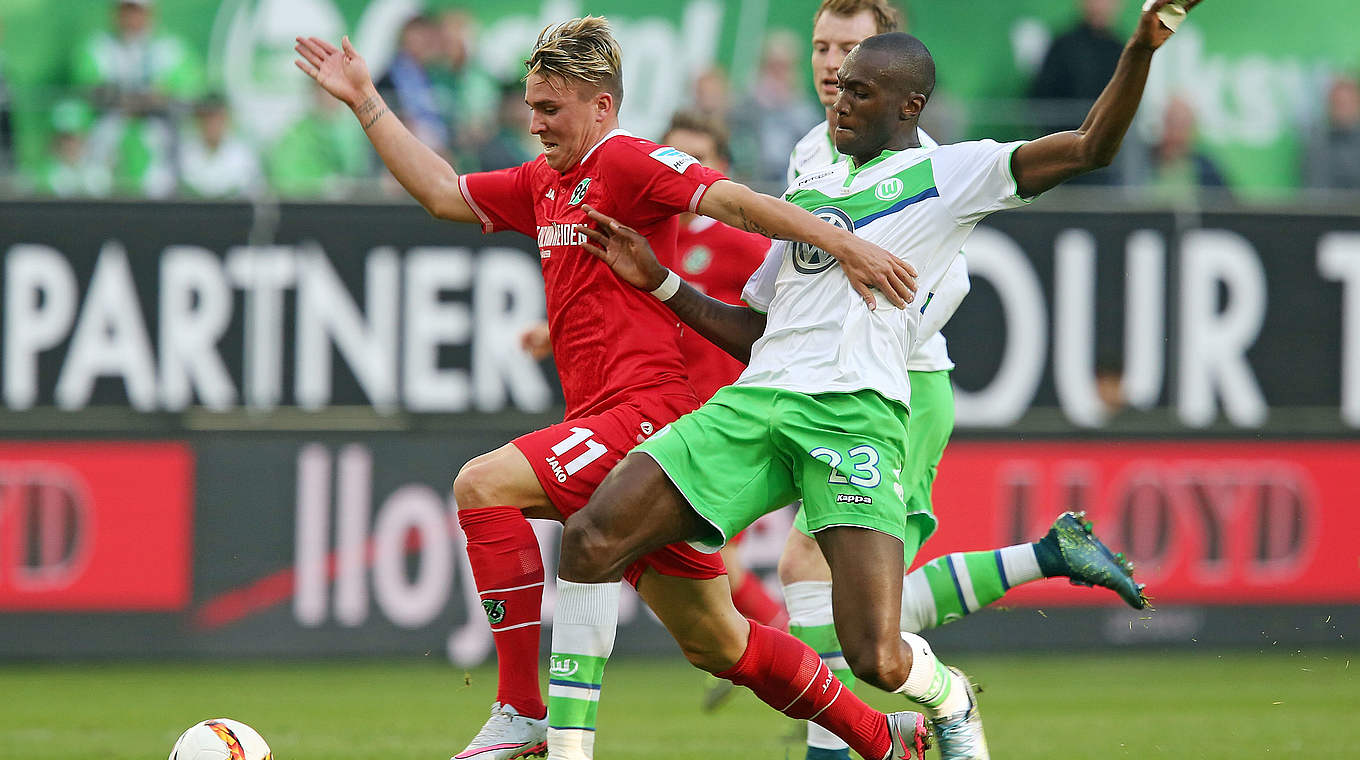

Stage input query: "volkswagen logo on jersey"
[{"left": 792, "top": 206, "right": 854, "bottom": 274}]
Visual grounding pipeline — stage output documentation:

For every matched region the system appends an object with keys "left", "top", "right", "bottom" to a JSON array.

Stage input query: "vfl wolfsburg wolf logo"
[
  {"left": 482, "top": 599, "right": 507, "bottom": 625},
  {"left": 549, "top": 654, "right": 580, "bottom": 678},
  {"left": 791, "top": 206, "right": 854, "bottom": 274}
]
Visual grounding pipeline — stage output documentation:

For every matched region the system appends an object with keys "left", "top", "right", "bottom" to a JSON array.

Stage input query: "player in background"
[
  {"left": 660, "top": 112, "right": 794, "bottom": 713},
  {"left": 551, "top": 4, "right": 1201, "bottom": 759},
  {"left": 660, "top": 111, "right": 790, "bottom": 633},
  {"left": 295, "top": 17, "right": 919, "bottom": 760},
  {"left": 784, "top": 6, "right": 1147, "bottom": 757}
]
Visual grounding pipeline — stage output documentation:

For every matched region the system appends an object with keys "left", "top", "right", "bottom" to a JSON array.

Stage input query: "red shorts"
[{"left": 513, "top": 393, "right": 726, "bottom": 586}]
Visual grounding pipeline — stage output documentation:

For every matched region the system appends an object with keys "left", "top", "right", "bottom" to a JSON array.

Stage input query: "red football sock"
[
  {"left": 731, "top": 573, "right": 790, "bottom": 631},
  {"left": 717, "top": 621, "right": 889, "bottom": 760},
  {"left": 457, "top": 506, "right": 546, "bottom": 720}
]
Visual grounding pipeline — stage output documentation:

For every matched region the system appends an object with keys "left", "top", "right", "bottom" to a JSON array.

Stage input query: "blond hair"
[
  {"left": 525, "top": 16, "right": 624, "bottom": 104},
  {"left": 813, "top": 0, "right": 902, "bottom": 34}
]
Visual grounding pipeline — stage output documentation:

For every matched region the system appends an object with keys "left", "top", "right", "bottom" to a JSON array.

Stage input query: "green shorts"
[
  {"left": 793, "top": 369, "right": 952, "bottom": 554},
  {"left": 634, "top": 385, "right": 912, "bottom": 552}
]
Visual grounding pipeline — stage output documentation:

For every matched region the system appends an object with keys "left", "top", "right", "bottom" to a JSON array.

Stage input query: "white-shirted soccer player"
[
  {"left": 553, "top": 5, "right": 1201, "bottom": 759},
  {"left": 780, "top": 4, "right": 1148, "bottom": 759}
]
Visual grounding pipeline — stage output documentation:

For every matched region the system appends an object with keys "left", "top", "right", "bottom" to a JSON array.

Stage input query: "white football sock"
[
  {"left": 783, "top": 581, "right": 850, "bottom": 752},
  {"left": 546, "top": 579, "right": 621, "bottom": 760},
  {"left": 997, "top": 543, "right": 1043, "bottom": 586},
  {"left": 894, "top": 632, "right": 969, "bottom": 718}
]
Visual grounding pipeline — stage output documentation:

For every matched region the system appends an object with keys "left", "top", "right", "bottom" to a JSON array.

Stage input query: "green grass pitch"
[{"left": 2, "top": 650, "right": 1356, "bottom": 759}]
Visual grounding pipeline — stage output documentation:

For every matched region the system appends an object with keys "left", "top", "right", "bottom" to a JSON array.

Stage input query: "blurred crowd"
[{"left": 1, "top": 0, "right": 1358, "bottom": 202}]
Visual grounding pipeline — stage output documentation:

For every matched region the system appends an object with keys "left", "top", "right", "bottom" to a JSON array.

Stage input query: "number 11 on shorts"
[{"left": 547, "top": 427, "right": 607, "bottom": 481}]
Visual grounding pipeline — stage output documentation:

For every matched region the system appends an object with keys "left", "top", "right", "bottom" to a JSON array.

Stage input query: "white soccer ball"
[{"left": 169, "top": 718, "right": 273, "bottom": 760}]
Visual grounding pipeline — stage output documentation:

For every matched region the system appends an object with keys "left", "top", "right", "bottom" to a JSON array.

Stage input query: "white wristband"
[{"left": 649, "top": 269, "right": 682, "bottom": 301}]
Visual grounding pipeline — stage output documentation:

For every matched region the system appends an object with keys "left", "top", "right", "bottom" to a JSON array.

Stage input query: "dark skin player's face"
[{"left": 831, "top": 47, "right": 926, "bottom": 165}]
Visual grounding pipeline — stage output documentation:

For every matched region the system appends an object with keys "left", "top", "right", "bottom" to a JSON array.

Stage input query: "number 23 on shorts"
[{"left": 809, "top": 444, "right": 881, "bottom": 487}]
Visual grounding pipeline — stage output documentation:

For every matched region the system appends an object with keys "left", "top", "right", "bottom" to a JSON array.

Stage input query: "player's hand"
[
  {"left": 294, "top": 35, "right": 374, "bottom": 108},
  {"left": 520, "top": 322, "right": 553, "bottom": 361},
  {"left": 579, "top": 205, "right": 671, "bottom": 292},
  {"left": 830, "top": 233, "right": 917, "bottom": 311},
  {"left": 1134, "top": 0, "right": 1204, "bottom": 50}
]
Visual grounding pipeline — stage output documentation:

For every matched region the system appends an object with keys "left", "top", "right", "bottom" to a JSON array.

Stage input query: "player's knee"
[
  {"left": 452, "top": 455, "right": 504, "bottom": 511},
  {"left": 843, "top": 635, "right": 912, "bottom": 691},
  {"left": 776, "top": 543, "right": 810, "bottom": 586},
  {"left": 777, "top": 534, "right": 828, "bottom": 586},
  {"left": 558, "top": 511, "right": 621, "bottom": 581}
]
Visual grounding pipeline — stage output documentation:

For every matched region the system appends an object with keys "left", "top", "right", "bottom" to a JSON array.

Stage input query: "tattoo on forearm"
[
  {"left": 736, "top": 206, "right": 773, "bottom": 238},
  {"left": 355, "top": 96, "right": 389, "bottom": 130}
]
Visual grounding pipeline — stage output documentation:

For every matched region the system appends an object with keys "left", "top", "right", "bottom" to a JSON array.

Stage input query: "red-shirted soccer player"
[
  {"left": 661, "top": 112, "right": 792, "bottom": 714},
  {"left": 295, "top": 17, "right": 925, "bottom": 760},
  {"left": 657, "top": 113, "right": 788, "bottom": 629},
  {"left": 525, "top": 111, "right": 786, "bottom": 642}
]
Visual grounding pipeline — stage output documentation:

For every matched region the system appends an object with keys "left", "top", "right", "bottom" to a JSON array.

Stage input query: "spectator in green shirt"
[
  {"left": 266, "top": 84, "right": 372, "bottom": 198},
  {"left": 30, "top": 99, "right": 112, "bottom": 197},
  {"left": 73, "top": 0, "right": 202, "bottom": 197}
]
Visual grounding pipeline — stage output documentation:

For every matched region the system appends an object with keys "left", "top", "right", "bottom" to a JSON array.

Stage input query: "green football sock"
[
  {"left": 902, "top": 545, "right": 1043, "bottom": 631},
  {"left": 784, "top": 581, "right": 855, "bottom": 752},
  {"left": 547, "top": 579, "right": 620, "bottom": 760}
]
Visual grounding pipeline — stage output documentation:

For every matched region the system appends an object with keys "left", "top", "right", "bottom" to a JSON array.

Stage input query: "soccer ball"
[{"left": 169, "top": 718, "right": 273, "bottom": 760}]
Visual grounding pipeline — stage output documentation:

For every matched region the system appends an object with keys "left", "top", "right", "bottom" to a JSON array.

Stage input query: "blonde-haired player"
[{"left": 296, "top": 16, "right": 923, "bottom": 760}]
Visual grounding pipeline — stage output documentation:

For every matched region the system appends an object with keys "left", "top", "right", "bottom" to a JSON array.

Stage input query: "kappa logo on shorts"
[
  {"left": 482, "top": 599, "right": 507, "bottom": 625},
  {"left": 835, "top": 493, "right": 874, "bottom": 505},
  {"left": 569, "top": 177, "right": 592, "bottom": 205}
]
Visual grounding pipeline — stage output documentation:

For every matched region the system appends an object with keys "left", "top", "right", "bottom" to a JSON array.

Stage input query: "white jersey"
[
  {"left": 743, "top": 140, "right": 1030, "bottom": 408},
  {"left": 787, "top": 121, "right": 963, "bottom": 372}
]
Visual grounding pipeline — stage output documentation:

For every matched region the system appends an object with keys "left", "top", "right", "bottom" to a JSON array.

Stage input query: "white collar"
[{"left": 576, "top": 127, "right": 632, "bottom": 167}]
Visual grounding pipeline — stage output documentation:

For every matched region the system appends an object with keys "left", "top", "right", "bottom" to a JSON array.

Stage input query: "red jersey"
[
  {"left": 659, "top": 216, "right": 772, "bottom": 402},
  {"left": 460, "top": 130, "right": 727, "bottom": 418}
]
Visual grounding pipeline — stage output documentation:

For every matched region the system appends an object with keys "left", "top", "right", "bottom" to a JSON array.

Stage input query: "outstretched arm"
[
  {"left": 579, "top": 206, "right": 767, "bottom": 363},
  {"left": 698, "top": 179, "right": 916, "bottom": 312},
  {"left": 294, "top": 35, "right": 477, "bottom": 223},
  {"left": 1011, "top": 0, "right": 1203, "bottom": 198}
]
